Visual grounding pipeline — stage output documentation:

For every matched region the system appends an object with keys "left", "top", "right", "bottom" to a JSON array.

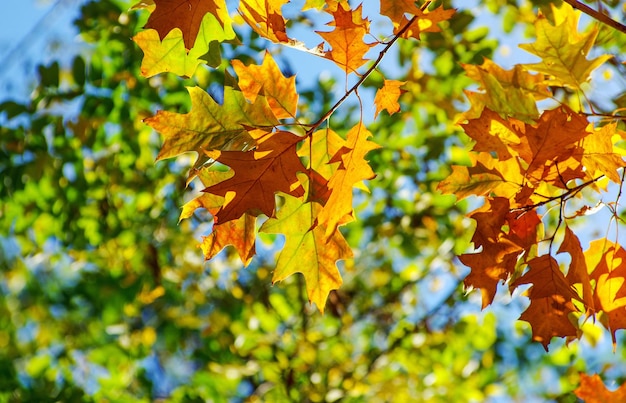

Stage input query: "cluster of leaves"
[
  {"left": 439, "top": 5, "right": 626, "bottom": 350},
  {"left": 132, "top": 0, "right": 455, "bottom": 311},
  {"left": 132, "top": 0, "right": 626, "bottom": 355}
]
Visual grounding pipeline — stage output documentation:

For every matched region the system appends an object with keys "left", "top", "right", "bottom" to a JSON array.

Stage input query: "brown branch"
[
  {"left": 510, "top": 174, "right": 607, "bottom": 214},
  {"left": 307, "top": 1, "right": 433, "bottom": 134},
  {"left": 562, "top": 0, "right": 626, "bottom": 35}
]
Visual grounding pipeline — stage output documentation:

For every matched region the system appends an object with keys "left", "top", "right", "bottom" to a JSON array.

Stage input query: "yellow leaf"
[
  {"left": 259, "top": 193, "right": 353, "bottom": 312},
  {"left": 520, "top": 3, "right": 612, "bottom": 89},
  {"left": 374, "top": 80, "right": 406, "bottom": 118}
]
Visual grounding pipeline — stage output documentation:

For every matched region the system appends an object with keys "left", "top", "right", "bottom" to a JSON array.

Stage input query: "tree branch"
[{"left": 562, "top": 0, "right": 626, "bottom": 35}]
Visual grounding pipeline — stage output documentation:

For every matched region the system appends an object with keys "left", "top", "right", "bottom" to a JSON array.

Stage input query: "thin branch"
[
  {"left": 562, "top": 0, "right": 626, "bottom": 35},
  {"left": 510, "top": 174, "right": 608, "bottom": 213},
  {"left": 307, "top": 1, "right": 433, "bottom": 133}
]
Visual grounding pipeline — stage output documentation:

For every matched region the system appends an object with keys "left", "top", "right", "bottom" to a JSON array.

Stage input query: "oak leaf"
[
  {"left": 586, "top": 240, "right": 626, "bottom": 345},
  {"left": 144, "top": 0, "right": 231, "bottom": 50},
  {"left": 232, "top": 52, "right": 298, "bottom": 120},
  {"left": 374, "top": 80, "right": 406, "bottom": 118},
  {"left": 203, "top": 131, "right": 306, "bottom": 223},
  {"left": 297, "top": 128, "right": 346, "bottom": 204},
  {"left": 393, "top": 5, "right": 455, "bottom": 40},
  {"left": 438, "top": 152, "right": 524, "bottom": 201},
  {"left": 317, "top": 1, "right": 374, "bottom": 74},
  {"left": 134, "top": 3, "right": 235, "bottom": 77},
  {"left": 200, "top": 214, "right": 257, "bottom": 266},
  {"left": 513, "top": 106, "right": 588, "bottom": 182},
  {"left": 461, "top": 59, "right": 550, "bottom": 123},
  {"left": 574, "top": 123, "right": 626, "bottom": 183},
  {"left": 317, "top": 123, "right": 380, "bottom": 239},
  {"left": 179, "top": 169, "right": 257, "bottom": 265},
  {"left": 575, "top": 374, "right": 626, "bottom": 403},
  {"left": 519, "top": 294, "right": 579, "bottom": 351},
  {"left": 145, "top": 86, "right": 277, "bottom": 176},
  {"left": 520, "top": 3, "right": 612, "bottom": 90},
  {"left": 259, "top": 193, "right": 353, "bottom": 312},
  {"left": 459, "top": 198, "right": 524, "bottom": 307},
  {"left": 511, "top": 255, "right": 582, "bottom": 350},
  {"left": 557, "top": 226, "right": 594, "bottom": 314},
  {"left": 239, "top": 0, "right": 289, "bottom": 44}
]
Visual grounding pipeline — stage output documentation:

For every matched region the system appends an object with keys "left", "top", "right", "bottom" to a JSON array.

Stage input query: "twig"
[{"left": 562, "top": 0, "right": 626, "bottom": 35}]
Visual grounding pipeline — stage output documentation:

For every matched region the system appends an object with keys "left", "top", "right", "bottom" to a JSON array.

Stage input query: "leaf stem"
[
  {"left": 307, "top": 1, "right": 433, "bottom": 134},
  {"left": 561, "top": 0, "right": 626, "bottom": 35}
]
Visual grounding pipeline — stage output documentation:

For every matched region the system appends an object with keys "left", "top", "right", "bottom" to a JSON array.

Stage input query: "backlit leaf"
[{"left": 260, "top": 193, "right": 353, "bottom": 312}]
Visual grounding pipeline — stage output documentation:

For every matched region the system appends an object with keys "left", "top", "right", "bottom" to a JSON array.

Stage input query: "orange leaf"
[
  {"left": 144, "top": 0, "right": 229, "bottom": 50},
  {"left": 379, "top": 0, "right": 422, "bottom": 29},
  {"left": 238, "top": 0, "right": 290, "bottom": 44},
  {"left": 317, "top": 123, "right": 380, "bottom": 239},
  {"left": 395, "top": 5, "right": 455, "bottom": 40},
  {"left": 511, "top": 255, "right": 581, "bottom": 302},
  {"left": 516, "top": 106, "right": 589, "bottom": 180},
  {"left": 203, "top": 131, "right": 306, "bottom": 223},
  {"left": 232, "top": 52, "right": 298, "bottom": 120},
  {"left": 587, "top": 240, "right": 626, "bottom": 345},
  {"left": 519, "top": 294, "right": 579, "bottom": 351},
  {"left": 200, "top": 213, "right": 256, "bottom": 266},
  {"left": 374, "top": 80, "right": 406, "bottom": 118},
  {"left": 575, "top": 373, "right": 626, "bottom": 403},
  {"left": 317, "top": 1, "right": 374, "bottom": 74},
  {"left": 459, "top": 198, "right": 521, "bottom": 307},
  {"left": 557, "top": 226, "right": 594, "bottom": 314}
]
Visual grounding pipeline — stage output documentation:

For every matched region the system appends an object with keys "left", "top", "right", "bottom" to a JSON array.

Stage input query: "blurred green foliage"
[{"left": 1, "top": 0, "right": 625, "bottom": 402}]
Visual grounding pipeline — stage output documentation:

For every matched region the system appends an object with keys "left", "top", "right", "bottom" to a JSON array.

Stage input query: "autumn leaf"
[
  {"left": 511, "top": 255, "right": 581, "bottom": 302},
  {"left": 232, "top": 52, "right": 298, "bottom": 120},
  {"left": 520, "top": 3, "right": 612, "bottom": 90},
  {"left": 462, "top": 108, "right": 524, "bottom": 160},
  {"left": 259, "top": 193, "right": 353, "bottom": 312},
  {"left": 317, "top": 1, "right": 374, "bottom": 74},
  {"left": 574, "top": 123, "right": 626, "bottom": 183},
  {"left": 200, "top": 213, "right": 257, "bottom": 266},
  {"left": 575, "top": 374, "right": 626, "bottom": 403},
  {"left": 134, "top": 3, "right": 235, "bottom": 77},
  {"left": 511, "top": 255, "right": 582, "bottom": 349},
  {"left": 179, "top": 169, "right": 232, "bottom": 222},
  {"left": 519, "top": 294, "right": 579, "bottom": 350},
  {"left": 144, "top": 0, "right": 231, "bottom": 50},
  {"left": 239, "top": 0, "right": 289, "bottom": 44},
  {"left": 297, "top": 128, "right": 346, "bottom": 203},
  {"left": 374, "top": 80, "right": 406, "bottom": 118},
  {"left": 516, "top": 106, "right": 589, "bottom": 182},
  {"left": 178, "top": 169, "right": 256, "bottom": 266},
  {"left": 461, "top": 59, "right": 550, "bottom": 123},
  {"left": 557, "top": 226, "right": 594, "bottom": 314},
  {"left": 145, "top": 86, "right": 278, "bottom": 176},
  {"left": 438, "top": 152, "right": 524, "bottom": 201},
  {"left": 317, "top": 123, "right": 380, "bottom": 239},
  {"left": 586, "top": 240, "right": 626, "bottom": 345},
  {"left": 381, "top": 0, "right": 456, "bottom": 39},
  {"left": 379, "top": 0, "right": 422, "bottom": 29},
  {"left": 459, "top": 198, "right": 520, "bottom": 307},
  {"left": 203, "top": 131, "right": 306, "bottom": 223}
]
